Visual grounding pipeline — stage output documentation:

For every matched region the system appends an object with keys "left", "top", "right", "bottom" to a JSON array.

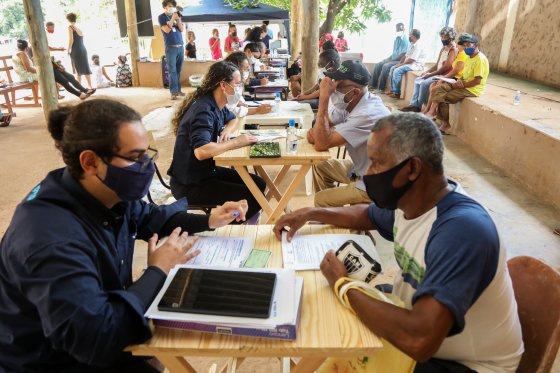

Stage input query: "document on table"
[
  {"left": 282, "top": 232, "right": 381, "bottom": 270},
  {"left": 186, "top": 236, "right": 253, "bottom": 268},
  {"left": 434, "top": 76, "right": 457, "bottom": 84},
  {"left": 241, "top": 130, "right": 286, "bottom": 142}
]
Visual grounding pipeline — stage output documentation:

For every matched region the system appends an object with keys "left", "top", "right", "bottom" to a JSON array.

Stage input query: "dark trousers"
[
  {"left": 372, "top": 59, "right": 399, "bottom": 91},
  {"left": 414, "top": 358, "right": 476, "bottom": 373},
  {"left": 53, "top": 68, "right": 88, "bottom": 97},
  {"left": 170, "top": 167, "right": 267, "bottom": 220}
]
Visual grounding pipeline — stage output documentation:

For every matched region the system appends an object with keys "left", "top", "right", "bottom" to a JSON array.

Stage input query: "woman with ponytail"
[
  {"left": 168, "top": 61, "right": 266, "bottom": 221},
  {"left": 0, "top": 98, "right": 248, "bottom": 372}
]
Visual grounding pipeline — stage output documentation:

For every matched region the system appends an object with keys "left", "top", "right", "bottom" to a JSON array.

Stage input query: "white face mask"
[
  {"left": 168, "top": 7, "right": 177, "bottom": 14},
  {"left": 396, "top": 30, "right": 404, "bottom": 37},
  {"left": 225, "top": 83, "right": 243, "bottom": 106},
  {"left": 317, "top": 68, "right": 327, "bottom": 81},
  {"left": 250, "top": 56, "right": 259, "bottom": 64},
  {"left": 242, "top": 71, "right": 249, "bottom": 81},
  {"left": 330, "top": 90, "right": 353, "bottom": 112}
]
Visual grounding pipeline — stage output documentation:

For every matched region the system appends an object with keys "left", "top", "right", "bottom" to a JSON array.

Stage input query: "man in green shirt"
[{"left": 431, "top": 34, "right": 489, "bottom": 134}]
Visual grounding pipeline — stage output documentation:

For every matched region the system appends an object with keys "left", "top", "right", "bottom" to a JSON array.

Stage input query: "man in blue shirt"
[
  {"left": 158, "top": 0, "right": 184, "bottom": 100},
  {"left": 274, "top": 113, "right": 523, "bottom": 372},
  {"left": 0, "top": 99, "right": 248, "bottom": 372},
  {"left": 370, "top": 23, "right": 410, "bottom": 92}
]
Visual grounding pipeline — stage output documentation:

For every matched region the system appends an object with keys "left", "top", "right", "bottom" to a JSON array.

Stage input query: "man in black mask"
[{"left": 273, "top": 113, "right": 523, "bottom": 372}]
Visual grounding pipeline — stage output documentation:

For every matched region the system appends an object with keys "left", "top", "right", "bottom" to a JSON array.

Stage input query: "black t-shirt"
[{"left": 186, "top": 42, "right": 196, "bottom": 58}]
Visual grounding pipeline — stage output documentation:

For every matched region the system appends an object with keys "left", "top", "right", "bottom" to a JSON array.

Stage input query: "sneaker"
[
  {"left": 170, "top": 93, "right": 178, "bottom": 100},
  {"left": 400, "top": 105, "right": 421, "bottom": 112}
]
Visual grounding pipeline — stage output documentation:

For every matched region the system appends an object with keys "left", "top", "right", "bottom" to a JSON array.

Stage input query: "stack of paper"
[{"left": 146, "top": 266, "right": 303, "bottom": 340}]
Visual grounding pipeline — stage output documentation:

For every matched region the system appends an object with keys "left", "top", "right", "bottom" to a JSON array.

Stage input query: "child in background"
[
  {"left": 335, "top": 31, "right": 349, "bottom": 52},
  {"left": 115, "top": 55, "right": 132, "bottom": 88},
  {"left": 209, "top": 28, "right": 222, "bottom": 60},
  {"left": 90, "top": 55, "right": 114, "bottom": 88},
  {"left": 185, "top": 31, "right": 197, "bottom": 59}
]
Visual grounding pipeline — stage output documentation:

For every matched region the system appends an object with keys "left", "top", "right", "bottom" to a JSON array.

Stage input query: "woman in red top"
[
  {"left": 224, "top": 23, "right": 242, "bottom": 54},
  {"left": 209, "top": 28, "right": 222, "bottom": 60},
  {"left": 335, "top": 31, "right": 349, "bottom": 52}
]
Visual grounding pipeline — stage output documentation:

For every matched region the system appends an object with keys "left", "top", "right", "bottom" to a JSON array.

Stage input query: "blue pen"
[{"left": 233, "top": 212, "right": 240, "bottom": 218}]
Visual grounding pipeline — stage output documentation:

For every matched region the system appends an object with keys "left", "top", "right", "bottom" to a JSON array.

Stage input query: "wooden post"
[
  {"left": 301, "top": 0, "right": 319, "bottom": 93},
  {"left": 125, "top": 0, "right": 140, "bottom": 87},
  {"left": 290, "top": 0, "right": 303, "bottom": 59},
  {"left": 22, "top": 0, "right": 58, "bottom": 120}
]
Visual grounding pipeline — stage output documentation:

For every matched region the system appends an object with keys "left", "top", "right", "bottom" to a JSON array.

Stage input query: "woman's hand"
[
  {"left": 233, "top": 134, "right": 258, "bottom": 147},
  {"left": 219, "top": 126, "right": 236, "bottom": 143},
  {"left": 260, "top": 77, "right": 269, "bottom": 85},
  {"left": 256, "top": 104, "right": 272, "bottom": 114},
  {"left": 208, "top": 200, "right": 249, "bottom": 228},
  {"left": 147, "top": 228, "right": 200, "bottom": 274}
]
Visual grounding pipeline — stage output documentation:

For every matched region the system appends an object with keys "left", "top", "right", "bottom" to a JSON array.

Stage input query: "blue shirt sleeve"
[
  {"left": 367, "top": 204, "right": 395, "bottom": 241},
  {"left": 189, "top": 108, "right": 216, "bottom": 149},
  {"left": 412, "top": 203, "right": 500, "bottom": 336},
  {"left": 157, "top": 13, "right": 167, "bottom": 27},
  {"left": 223, "top": 106, "right": 236, "bottom": 124},
  {"left": 130, "top": 198, "right": 187, "bottom": 241}
]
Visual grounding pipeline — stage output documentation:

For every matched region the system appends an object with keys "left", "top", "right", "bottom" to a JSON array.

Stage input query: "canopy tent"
[{"left": 180, "top": 0, "right": 289, "bottom": 23}]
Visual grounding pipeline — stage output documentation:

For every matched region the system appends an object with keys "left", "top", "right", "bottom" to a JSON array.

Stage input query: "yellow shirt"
[
  {"left": 462, "top": 52, "right": 489, "bottom": 97},
  {"left": 452, "top": 50, "right": 468, "bottom": 79}
]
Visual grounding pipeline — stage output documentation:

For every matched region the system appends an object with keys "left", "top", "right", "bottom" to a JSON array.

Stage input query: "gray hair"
[{"left": 372, "top": 113, "right": 444, "bottom": 173}]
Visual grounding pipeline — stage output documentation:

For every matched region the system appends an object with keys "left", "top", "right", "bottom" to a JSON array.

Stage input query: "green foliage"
[
  {"left": 332, "top": 0, "right": 391, "bottom": 34},
  {"left": 0, "top": 3, "right": 28, "bottom": 40},
  {"left": 224, "top": 0, "right": 261, "bottom": 10}
]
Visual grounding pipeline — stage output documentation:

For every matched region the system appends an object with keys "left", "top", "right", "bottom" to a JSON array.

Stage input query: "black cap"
[{"left": 324, "top": 60, "right": 371, "bottom": 86}]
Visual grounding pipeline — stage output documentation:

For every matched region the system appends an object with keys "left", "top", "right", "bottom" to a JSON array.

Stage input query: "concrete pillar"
[
  {"left": 125, "top": 0, "right": 140, "bottom": 87},
  {"left": 23, "top": 0, "right": 58, "bottom": 120},
  {"left": 301, "top": 0, "right": 319, "bottom": 92},
  {"left": 498, "top": 0, "right": 521, "bottom": 71}
]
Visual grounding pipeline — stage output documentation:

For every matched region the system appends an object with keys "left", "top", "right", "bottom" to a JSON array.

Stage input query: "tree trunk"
[
  {"left": 290, "top": 0, "right": 303, "bottom": 59},
  {"left": 319, "top": 0, "right": 341, "bottom": 35},
  {"left": 125, "top": 0, "right": 140, "bottom": 87},
  {"left": 301, "top": 0, "right": 319, "bottom": 93},
  {"left": 22, "top": 0, "right": 58, "bottom": 120}
]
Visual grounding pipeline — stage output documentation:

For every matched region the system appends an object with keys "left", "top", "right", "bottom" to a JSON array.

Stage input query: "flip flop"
[{"left": 0, "top": 114, "right": 12, "bottom": 127}]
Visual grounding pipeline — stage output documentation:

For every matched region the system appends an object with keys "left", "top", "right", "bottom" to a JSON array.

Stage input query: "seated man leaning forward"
[
  {"left": 0, "top": 99, "right": 249, "bottom": 372},
  {"left": 308, "top": 60, "right": 390, "bottom": 207},
  {"left": 275, "top": 113, "right": 523, "bottom": 372}
]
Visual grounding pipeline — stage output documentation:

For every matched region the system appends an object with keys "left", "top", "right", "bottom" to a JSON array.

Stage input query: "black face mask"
[
  {"left": 231, "top": 31, "right": 237, "bottom": 37},
  {"left": 441, "top": 39, "right": 451, "bottom": 46},
  {"left": 363, "top": 158, "right": 414, "bottom": 210},
  {"left": 409, "top": 37, "right": 413, "bottom": 42}
]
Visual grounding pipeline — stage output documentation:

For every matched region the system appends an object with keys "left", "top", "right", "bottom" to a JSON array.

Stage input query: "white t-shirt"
[
  {"left": 328, "top": 92, "right": 390, "bottom": 190},
  {"left": 405, "top": 41, "right": 427, "bottom": 70},
  {"left": 368, "top": 181, "right": 524, "bottom": 372}
]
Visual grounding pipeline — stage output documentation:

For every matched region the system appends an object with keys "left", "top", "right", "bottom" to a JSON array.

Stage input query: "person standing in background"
[
  {"left": 185, "top": 31, "right": 197, "bottom": 59},
  {"left": 334, "top": 31, "right": 349, "bottom": 52},
  {"left": 209, "top": 28, "right": 222, "bottom": 60},
  {"left": 66, "top": 13, "right": 92, "bottom": 89},
  {"left": 263, "top": 20, "right": 274, "bottom": 40},
  {"left": 158, "top": 0, "right": 185, "bottom": 100},
  {"left": 224, "top": 23, "right": 242, "bottom": 54}
]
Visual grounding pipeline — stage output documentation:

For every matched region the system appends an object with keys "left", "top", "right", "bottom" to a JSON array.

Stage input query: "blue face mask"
[
  {"left": 99, "top": 159, "right": 156, "bottom": 201},
  {"left": 464, "top": 47, "right": 476, "bottom": 56}
]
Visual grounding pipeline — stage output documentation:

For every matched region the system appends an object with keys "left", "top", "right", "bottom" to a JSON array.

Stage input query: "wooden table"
[
  {"left": 214, "top": 130, "right": 330, "bottom": 224},
  {"left": 126, "top": 225, "right": 383, "bottom": 373}
]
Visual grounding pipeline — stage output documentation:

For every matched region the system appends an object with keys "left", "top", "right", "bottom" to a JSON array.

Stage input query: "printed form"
[{"left": 186, "top": 237, "right": 253, "bottom": 268}]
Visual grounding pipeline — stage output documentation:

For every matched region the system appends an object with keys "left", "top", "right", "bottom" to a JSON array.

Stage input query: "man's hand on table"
[
  {"left": 273, "top": 207, "right": 314, "bottom": 242},
  {"left": 320, "top": 251, "right": 349, "bottom": 289},
  {"left": 260, "top": 77, "right": 269, "bottom": 85},
  {"left": 148, "top": 228, "right": 200, "bottom": 274},
  {"left": 209, "top": 200, "right": 249, "bottom": 228},
  {"left": 256, "top": 104, "right": 272, "bottom": 114}
]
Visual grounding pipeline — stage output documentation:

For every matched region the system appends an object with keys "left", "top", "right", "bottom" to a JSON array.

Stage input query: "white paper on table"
[
  {"left": 282, "top": 232, "right": 381, "bottom": 270},
  {"left": 145, "top": 265, "right": 296, "bottom": 329},
  {"left": 186, "top": 236, "right": 253, "bottom": 268},
  {"left": 434, "top": 76, "right": 457, "bottom": 84}
]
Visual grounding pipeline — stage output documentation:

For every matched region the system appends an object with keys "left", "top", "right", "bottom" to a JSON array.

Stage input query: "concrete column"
[
  {"left": 23, "top": 0, "right": 58, "bottom": 120},
  {"left": 498, "top": 0, "right": 521, "bottom": 71},
  {"left": 301, "top": 0, "right": 319, "bottom": 93}
]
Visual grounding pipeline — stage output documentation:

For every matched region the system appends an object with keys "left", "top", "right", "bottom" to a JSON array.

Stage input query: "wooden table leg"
[
  {"left": 265, "top": 164, "right": 311, "bottom": 224},
  {"left": 254, "top": 165, "right": 282, "bottom": 201},
  {"left": 233, "top": 165, "right": 274, "bottom": 217},
  {"left": 157, "top": 356, "right": 198, "bottom": 373},
  {"left": 1, "top": 91, "right": 14, "bottom": 117},
  {"left": 219, "top": 358, "right": 245, "bottom": 373},
  {"left": 290, "top": 357, "right": 326, "bottom": 373},
  {"left": 265, "top": 165, "right": 291, "bottom": 200}
]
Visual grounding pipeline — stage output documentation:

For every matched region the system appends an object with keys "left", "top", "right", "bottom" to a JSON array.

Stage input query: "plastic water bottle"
[
  {"left": 274, "top": 92, "right": 281, "bottom": 114},
  {"left": 279, "top": 69, "right": 285, "bottom": 81},
  {"left": 286, "top": 119, "right": 298, "bottom": 154},
  {"left": 513, "top": 90, "right": 521, "bottom": 106}
]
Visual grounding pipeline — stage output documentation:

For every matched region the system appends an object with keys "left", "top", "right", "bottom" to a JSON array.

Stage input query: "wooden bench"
[{"left": 0, "top": 55, "right": 40, "bottom": 117}]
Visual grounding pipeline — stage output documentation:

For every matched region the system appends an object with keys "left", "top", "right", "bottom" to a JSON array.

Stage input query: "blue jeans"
[
  {"left": 389, "top": 65, "right": 412, "bottom": 95},
  {"left": 165, "top": 45, "right": 184, "bottom": 94},
  {"left": 410, "top": 76, "right": 438, "bottom": 108},
  {"left": 376, "top": 60, "right": 399, "bottom": 91}
]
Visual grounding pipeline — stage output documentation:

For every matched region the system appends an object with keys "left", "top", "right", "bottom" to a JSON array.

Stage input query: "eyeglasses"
[{"left": 111, "top": 147, "right": 158, "bottom": 171}]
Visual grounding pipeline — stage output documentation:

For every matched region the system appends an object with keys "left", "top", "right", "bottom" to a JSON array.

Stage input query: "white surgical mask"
[
  {"left": 168, "top": 7, "right": 177, "bottom": 14},
  {"left": 330, "top": 90, "right": 350, "bottom": 111},
  {"left": 317, "top": 68, "right": 327, "bottom": 81},
  {"left": 250, "top": 56, "right": 258, "bottom": 64},
  {"left": 242, "top": 71, "right": 249, "bottom": 81},
  {"left": 225, "top": 83, "right": 243, "bottom": 106}
]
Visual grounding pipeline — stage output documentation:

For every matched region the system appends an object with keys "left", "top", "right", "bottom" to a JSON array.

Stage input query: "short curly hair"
[
  {"left": 440, "top": 27, "right": 457, "bottom": 40},
  {"left": 66, "top": 13, "right": 77, "bottom": 23}
]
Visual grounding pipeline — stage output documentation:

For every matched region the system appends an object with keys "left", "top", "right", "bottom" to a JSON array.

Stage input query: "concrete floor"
[{"left": 1, "top": 86, "right": 559, "bottom": 372}]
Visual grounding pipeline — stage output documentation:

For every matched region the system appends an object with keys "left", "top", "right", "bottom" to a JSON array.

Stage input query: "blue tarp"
[{"left": 180, "top": 0, "right": 289, "bottom": 23}]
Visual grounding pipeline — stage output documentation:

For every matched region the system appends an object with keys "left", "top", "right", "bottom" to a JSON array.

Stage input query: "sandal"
[
  {"left": 86, "top": 88, "right": 96, "bottom": 95},
  {"left": 0, "top": 113, "right": 12, "bottom": 127}
]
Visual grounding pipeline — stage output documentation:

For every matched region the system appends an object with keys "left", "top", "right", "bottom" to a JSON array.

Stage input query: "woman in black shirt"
[
  {"left": 168, "top": 61, "right": 266, "bottom": 220},
  {"left": 185, "top": 30, "right": 197, "bottom": 59}
]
